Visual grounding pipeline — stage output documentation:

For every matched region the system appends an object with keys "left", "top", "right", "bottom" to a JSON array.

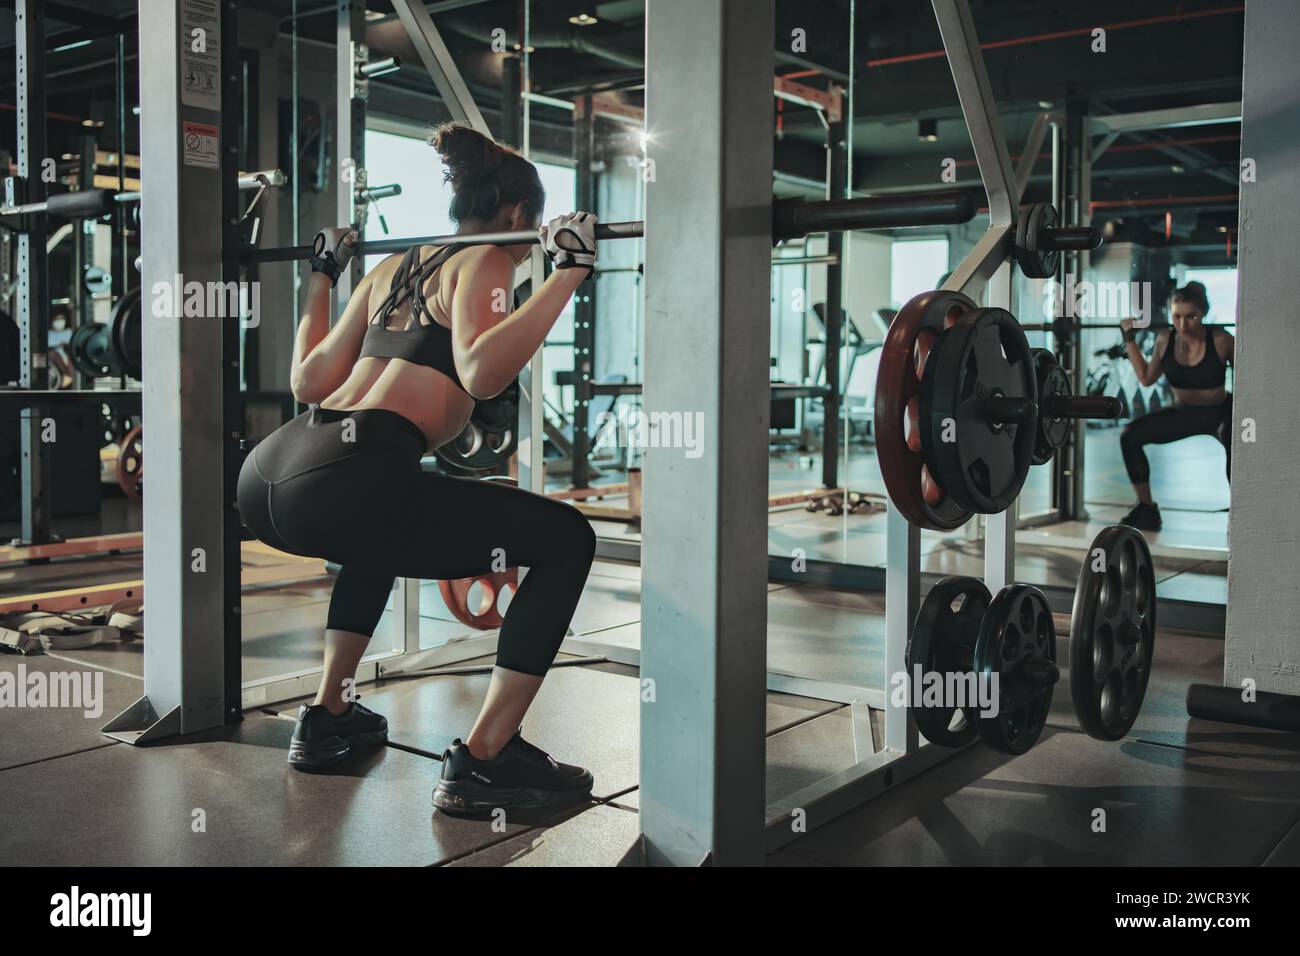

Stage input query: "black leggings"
[
  {"left": 237, "top": 406, "right": 596, "bottom": 677},
  {"left": 1119, "top": 397, "right": 1233, "bottom": 485}
]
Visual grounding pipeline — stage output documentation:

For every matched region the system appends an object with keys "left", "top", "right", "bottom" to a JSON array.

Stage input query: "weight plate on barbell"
[
  {"left": 109, "top": 287, "right": 143, "bottom": 381},
  {"left": 1031, "top": 348, "right": 1072, "bottom": 466},
  {"left": 907, "top": 575, "right": 990, "bottom": 747},
  {"left": 920, "top": 308, "right": 1037, "bottom": 515},
  {"left": 1069, "top": 524, "right": 1156, "bottom": 741},
  {"left": 1015, "top": 202, "right": 1060, "bottom": 280},
  {"left": 70, "top": 322, "right": 116, "bottom": 379},
  {"left": 434, "top": 378, "right": 520, "bottom": 474},
  {"left": 974, "top": 584, "right": 1059, "bottom": 754},
  {"left": 873, "top": 289, "right": 979, "bottom": 531}
]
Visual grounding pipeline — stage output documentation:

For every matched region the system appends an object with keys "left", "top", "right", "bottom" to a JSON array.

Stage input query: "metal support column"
[
  {"left": 220, "top": 0, "right": 245, "bottom": 724},
  {"left": 105, "top": 0, "right": 232, "bottom": 742},
  {"left": 500, "top": 53, "right": 522, "bottom": 148},
  {"left": 336, "top": 0, "right": 366, "bottom": 301},
  {"left": 821, "top": 109, "right": 847, "bottom": 490},
  {"left": 934, "top": 0, "right": 1017, "bottom": 589},
  {"left": 392, "top": 0, "right": 489, "bottom": 131},
  {"left": 1058, "top": 99, "right": 1089, "bottom": 521},
  {"left": 14, "top": 0, "right": 52, "bottom": 546},
  {"left": 641, "top": 0, "right": 773, "bottom": 866},
  {"left": 571, "top": 95, "right": 597, "bottom": 489},
  {"left": 75, "top": 136, "right": 98, "bottom": 335}
]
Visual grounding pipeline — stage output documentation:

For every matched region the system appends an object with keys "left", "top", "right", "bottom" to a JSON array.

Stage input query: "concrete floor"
[{"left": 2, "top": 547, "right": 1293, "bottom": 867}]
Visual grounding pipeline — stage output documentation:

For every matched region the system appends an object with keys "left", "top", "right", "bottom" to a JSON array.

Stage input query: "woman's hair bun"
[{"left": 429, "top": 123, "right": 504, "bottom": 190}]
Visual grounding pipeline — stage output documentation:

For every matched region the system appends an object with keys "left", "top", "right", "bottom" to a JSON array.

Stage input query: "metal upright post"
[
  {"left": 76, "top": 136, "right": 97, "bottom": 335},
  {"left": 641, "top": 0, "right": 773, "bottom": 867},
  {"left": 933, "top": 0, "right": 1017, "bottom": 592},
  {"left": 14, "top": 0, "right": 52, "bottom": 546},
  {"left": 571, "top": 95, "right": 597, "bottom": 489},
  {"left": 822, "top": 106, "right": 847, "bottom": 490},
  {"left": 104, "top": 0, "right": 231, "bottom": 742},
  {"left": 1059, "top": 99, "right": 1089, "bottom": 521},
  {"left": 221, "top": 0, "right": 245, "bottom": 723},
  {"left": 336, "top": 0, "right": 366, "bottom": 302}
]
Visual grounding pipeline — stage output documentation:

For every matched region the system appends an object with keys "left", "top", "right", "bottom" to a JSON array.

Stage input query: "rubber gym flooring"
[{"left": 2, "top": 431, "right": 1276, "bottom": 866}]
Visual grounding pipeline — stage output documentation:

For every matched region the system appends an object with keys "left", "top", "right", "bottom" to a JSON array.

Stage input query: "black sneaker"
[
  {"left": 1120, "top": 501, "right": 1162, "bottom": 531},
  {"left": 288, "top": 698, "right": 388, "bottom": 772},
  {"left": 432, "top": 733, "right": 593, "bottom": 815}
]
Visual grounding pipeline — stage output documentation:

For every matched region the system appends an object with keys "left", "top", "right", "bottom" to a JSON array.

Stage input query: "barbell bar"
[{"left": 240, "top": 188, "right": 979, "bottom": 264}]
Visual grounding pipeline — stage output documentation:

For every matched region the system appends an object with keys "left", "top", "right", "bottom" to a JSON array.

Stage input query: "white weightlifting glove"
[
  {"left": 540, "top": 212, "right": 597, "bottom": 272},
  {"left": 310, "top": 226, "right": 357, "bottom": 286}
]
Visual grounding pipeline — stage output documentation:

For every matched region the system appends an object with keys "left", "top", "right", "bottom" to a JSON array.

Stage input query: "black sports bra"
[
  {"left": 1162, "top": 325, "right": 1227, "bottom": 390},
  {"left": 358, "top": 243, "right": 466, "bottom": 391}
]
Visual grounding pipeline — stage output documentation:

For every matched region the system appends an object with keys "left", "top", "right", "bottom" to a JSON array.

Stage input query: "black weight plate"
[
  {"left": 1031, "top": 348, "right": 1072, "bottom": 465},
  {"left": 1070, "top": 525, "right": 1156, "bottom": 740},
  {"left": 70, "top": 322, "right": 114, "bottom": 378},
  {"left": 974, "top": 584, "right": 1058, "bottom": 754},
  {"left": 907, "top": 576, "right": 991, "bottom": 747},
  {"left": 919, "top": 308, "right": 1037, "bottom": 514},
  {"left": 86, "top": 325, "right": 120, "bottom": 375},
  {"left": 434, "top": 421, "right": 517, "bottom": 473},
  {"left": 110, "top": 288, "right": 143, "bottom": 380},
  {"left": 473, "top": 378, "right": 520, "bottom": 429},
  {"left": 1015, "top": 202, "right": 1060, "bottom": 279}
]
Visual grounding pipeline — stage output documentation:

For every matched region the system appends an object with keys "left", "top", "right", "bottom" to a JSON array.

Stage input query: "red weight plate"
[
  {"left": 439, "top": 568, "right": 519, "bottom": 630},
  {"left": 873, "top": 289, "right": 978, "bottom": 530},
  {"left": 116, "top": 424, "right": 143, "bottom": 500}
]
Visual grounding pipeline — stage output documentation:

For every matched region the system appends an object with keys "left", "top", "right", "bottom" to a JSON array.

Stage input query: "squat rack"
[{"left": 70, "top": 0, "right": 1047, "bottom": 863}]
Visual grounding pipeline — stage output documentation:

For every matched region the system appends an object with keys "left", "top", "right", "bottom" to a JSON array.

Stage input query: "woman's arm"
[
  {"left": 450, "top": 246, "right": 587, "bottom": 400},
  {"left": 289, "top": 268, "right": 375, "bottom": 403},
  {"left": 1217, "top": 328, "right": 1235, "bottom": 365},
  {"left": 1122, "top": 322, "right": 1167, "bottom": 387}
]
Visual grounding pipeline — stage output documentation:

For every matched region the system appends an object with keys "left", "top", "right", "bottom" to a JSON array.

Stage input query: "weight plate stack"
[{"left": 1014, "top": 202, "right": 1061, "bottom": 280}]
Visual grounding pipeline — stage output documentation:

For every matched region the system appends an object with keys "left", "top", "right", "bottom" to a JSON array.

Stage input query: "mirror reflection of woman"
[{"left": 1118, "top": 281, "right": 1234, "bottom": 531}]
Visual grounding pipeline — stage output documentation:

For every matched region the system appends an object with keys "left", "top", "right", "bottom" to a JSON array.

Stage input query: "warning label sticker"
[
  {"left": 181, "top": 0, "right": 221, "bottom": 111},
  {"left": 182, "top": 121, "right": 220, "bottom": 169}
]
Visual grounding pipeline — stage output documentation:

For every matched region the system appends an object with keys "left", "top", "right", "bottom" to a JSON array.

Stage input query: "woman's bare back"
[{"left": 319, "top": 248, "right": 477, "bottom": 451}]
